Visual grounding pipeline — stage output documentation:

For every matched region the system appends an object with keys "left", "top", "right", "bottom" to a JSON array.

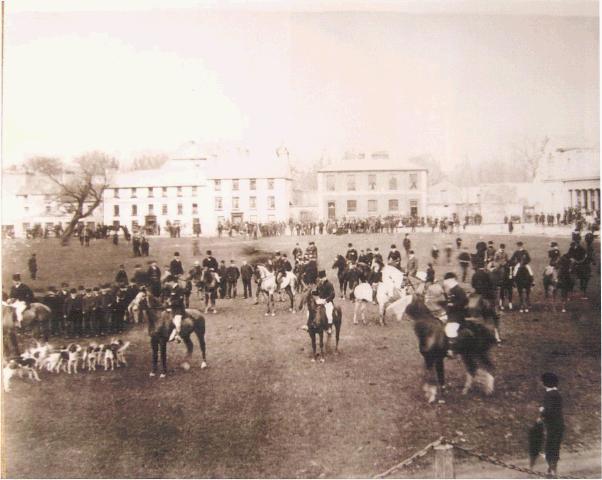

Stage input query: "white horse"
[
  {"left": 255, "top": 264, "right": 277, "bottom": 316},
  {"left": 276, "top": 271, "right": 298, "bottom": 312},
  {"left": 352, "top": 265, "right": 409, "bottom": 325}
]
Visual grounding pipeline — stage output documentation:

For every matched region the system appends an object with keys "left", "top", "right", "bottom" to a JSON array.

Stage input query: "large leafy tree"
[{"left": 26, "top": 152, "right": 117, "bottom": 245}]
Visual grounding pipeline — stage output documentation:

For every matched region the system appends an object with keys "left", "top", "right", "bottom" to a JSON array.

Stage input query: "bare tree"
[
  {"left": 26, "top": 152, "right": 117, "bottom": 245},
  {"left": 130, "top": 153, "right": 168, "bottom": 170},
  {"left": 511, "top": 136, "right": 549, "bottom": 181}
]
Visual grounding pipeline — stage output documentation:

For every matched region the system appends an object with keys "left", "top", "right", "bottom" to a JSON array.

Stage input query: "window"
[
  {"left": 346, "top": 175, "right": 356, "bottom": 191},
  {"left": 268, "top": 179, "right": 274, "bottom": 190},
  {"left": 215, "top": 197, "right": 223, "bottom": 210},
  {"left": 232, "top": 179, "right": 239, "bottom": 191},
  {"left": 113, "top": 188, "right": 119, "bottom": 198},
  {"left": 131, "top": 188, "right": 137, "bottom": 198},
  {"left": 268, "top": 196, "right": 275, "bottom": 209},
  {"left": 161, "top": 204, "right": 168, "bottom": 215},
  {"left": 326, "top": 175, "right": 335, "bottom": 191},
  {"left": 249, "top": 196, "right": 257, "bottom": 209},
  {"left": 347, "top": 200, "right": 357, "bottom": 212},
  {"left": 192, "top": 186, "right": 197, "bottom": 196},
  {"left": 148, "top": 204, "right": 154, "bottom": 214},
  {"left": 177, "top": 186, "right": 182, "bottom": 197},
  {"left": 368, "top": 199, "right": 377, "bottom": 212},
  {"left": 177, "top": 203, "right": 183, "bottom": 215},
  {"left": 131, "top": 204, "right": 138, "bottom": 216},
  {"left": 250, "top": 178, "right": 256, "bottom": 190},
  {"left": 45, "top": 205, "right": 51, "bottom": 214},
  {"left": 214, "top": 179, "right": 221, "bottom": 191},
  {"left": 162, "top": 187, "right": 167, "bottom": 197},
  {"left": 389, "top": 176, "right": 397, "bottom": 190},
  {"left": 231, "top": 197, "right": 239, "bottom": 209},
  {"left": 192, "top": 203, "right": 198, "bottom": 215},
  {"left": 409, "top": 173, "right": 418, "bottom": 190},
  {"left": 148, "top": 187, "right": 154, "bottom": 198},
  {"left": 388, "top": 199, "right": 399, "bottom": 211},
  {"left": 368, "top": 174, "right": 376, "bottom": 190}
]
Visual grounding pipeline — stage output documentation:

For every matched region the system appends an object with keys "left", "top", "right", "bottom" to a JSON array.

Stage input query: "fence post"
[{"left": 433, "top": 443, "right": 454, "bottom": 479}]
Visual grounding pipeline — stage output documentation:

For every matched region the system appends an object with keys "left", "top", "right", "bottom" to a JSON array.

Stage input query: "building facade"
[
  {"left": 103, "top": 143, "right": 293, "bottom": 235},
  {"left": 316, "top": 153, "right": 428, "bottom": 220}
]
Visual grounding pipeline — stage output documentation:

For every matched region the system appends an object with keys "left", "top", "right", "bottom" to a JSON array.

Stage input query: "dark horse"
[
  {"left": 200, "top": 267, "right": 219, "bottom": 314},
  {"left": 402, "top": 284, "right": 497, "bottom": 403},
  {"left": 298, "top": 289, "right": 342, "bottom": 362},
  {"left": 143, "top": 296, "right": 207, "bottom": 376}
]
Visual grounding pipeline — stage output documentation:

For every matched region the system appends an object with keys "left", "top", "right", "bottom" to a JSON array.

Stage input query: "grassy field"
[{"left": 2, "top": 231, "right": 600, "bottom": 478}]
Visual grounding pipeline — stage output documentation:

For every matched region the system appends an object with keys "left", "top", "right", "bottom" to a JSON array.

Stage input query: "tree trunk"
[{"left": 60, "top": 216, "right": 81, "bottom": 246}]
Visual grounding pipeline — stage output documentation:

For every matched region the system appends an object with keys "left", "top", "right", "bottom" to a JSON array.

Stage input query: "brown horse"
[
  {"left": 143, "top": 296, "right": 207, "bottom": 377},
  {"left": 298, "top": 289, "right": 342, "bottom": 362}
]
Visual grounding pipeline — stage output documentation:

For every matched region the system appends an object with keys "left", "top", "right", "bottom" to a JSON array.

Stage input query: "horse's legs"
[
  {"left": 270, "top": 293, "right": 275, "bottom": 316},
  {"left": 182, "top": 334, "right": 194, "bottom": 358},
  {"left": 353, "top": 301, "right": 359, "bottom": 325},
  {"left": 435, "top": 356, "right": 445, "bottom": 389},
  {"left": 361, "top": 302, "right": 366, "bottom": 324},
  {"left": 334, "top": 318, "right": 341, "bottom": 353},
  {"left": 309, "top": 331, "right": 317, "bottom": 360},
  {"left": 195, "top": 327, "right": 207, "bottom": 366},
  {"left": 461, "top": 355, "right": 478, "bottom": 395},
  {"left": 318, "top": 331, "right": 325, "bottom": 362},
  {"left": 423, "top": 353, "right": 438, "bottom": 403},
  {"left": 204, "top": 293, "right": 210, "bottom": 313},
  {"left": 286, "top": 287, "right": 295, "bottom": 312}
]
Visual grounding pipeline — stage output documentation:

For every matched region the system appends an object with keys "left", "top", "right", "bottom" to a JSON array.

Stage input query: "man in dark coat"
[
  {"left": 140, "top": 236, "right": 150, "bottom": 256},
  {"left": 169, "top": 252, "right": 184, "bottom": 277},
  {"left": 403, "top": 234, "right": 411, "bottom": 257},
  {"left": 63, "top": 288, "right": 83, "bottom": 337},
  {"left": 548, "top": 242, "right": 561, "bottom": 267},
  {"left": 530, "top": 372, "right": 564, "bottom": 477},
  {"left": 28, "top": 254, "right": 38, "bottom": 280},
  {"left": 226, "top": 260, "right": 240, "bottom": 299},
  {"left": 44, "top": 286, "right": 62, "bottom": 337},
  {"left": 218, "top": 260, "right": 228, "bottom": 299},
  {"left": 345, "top": 243, "right": 358, "bottom": 264},
  {"left": 458, "top": 247, "right": 471, "bottom": 283},
  {"left": 115, "top": 265, "right": 128, "bottom": 286},
  {"left": 292, "top": 243, "right": 303, "bottom": 262},
  {"left": 9, "top": 273, "right": 35, "bottom": 327},
  {"left": 316, "top": 270, "right": 336, "bottom": 334},
  {"left": 147, "top": 261, "right": 162, "bottom": 297},
  {"left": 510, "top": 241, "right": 533, "bottom": 278},
  {"left": 387, "top": 244, "right": 401, "bottom": 269},
  {"left": 241, "top": 260, "right": 254, "bottom": 299},
  {"left": 442, "top": 272, "right": 468, "bottom": 326},
  {"left": 373, "top": 247, "right": 383, "bottom": 266},
  {"left": 202, "top": 250, "right": 219, "bottom": 271}
]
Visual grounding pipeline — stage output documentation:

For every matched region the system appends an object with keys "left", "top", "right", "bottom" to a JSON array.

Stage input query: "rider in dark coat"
[
  {"left": 442, "top": 272, "right": 468, "bottom": 326},
  {"left": 548, "top": 242, "right": 561, "bottom": 267},
  {"left": 169, "top": 252, "right": 184, "bottom": 277},
  {"left": 202, "top": 250, "right": 219, "bottom": 271},
  {"left": 316, "top": 270, "right": 336, "bottom": 333},
  {"left": 387, "top": 244, "right": 401, "bottom": 269},
  {"left": 346, "top": 243, "right": 358, "bottom": 263}
]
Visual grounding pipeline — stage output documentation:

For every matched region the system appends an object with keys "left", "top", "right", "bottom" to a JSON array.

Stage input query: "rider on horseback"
[
  {"left": 316, "top": 270, "right": 336, "bottom": 334},
  {"left": 387, "top": 244, "right": 402, "bottom": 270},
  {"left": 166, "top": 277, "right": 186, "bottom": 342},
  {"left": 442, "top": 272, "right": 469, "bottom": 352},
  {"left": 8, "top": 273, "right": 35, "bottom": 327}
]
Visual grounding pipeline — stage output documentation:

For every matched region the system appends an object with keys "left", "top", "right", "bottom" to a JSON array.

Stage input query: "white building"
[
  {"left": 534, "top": 144, "right": 600, "bottom": 213},
  {"left": 316, "top": 152, "right": 428, "bottom": 220},
  {"left": 103, "top": 142, "right": 293, "bottom": 235}
]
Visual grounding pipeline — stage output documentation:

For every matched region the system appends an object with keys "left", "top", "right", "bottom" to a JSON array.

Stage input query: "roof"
[
  {"left": 111, "top": 168, "right": 209, "bottom": 188},
  {"left": 318, "top": 154, "right": 427, "bottom": 173},
  {"left": 16, "top": 174, "right": 62, "bottom": 196}
]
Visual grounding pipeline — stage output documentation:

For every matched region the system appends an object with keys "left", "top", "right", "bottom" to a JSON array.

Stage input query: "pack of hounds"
[{"left": 3, "top": 339, "right": 131, "bottom": 393}]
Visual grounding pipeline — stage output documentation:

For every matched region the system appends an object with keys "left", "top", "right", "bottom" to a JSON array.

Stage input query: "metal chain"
[
  {"left": 449, "top": 440, "right": 577, "bottom": 479},
  {"left": 373, "top": 437, "right": 442, "bottom": 479}
]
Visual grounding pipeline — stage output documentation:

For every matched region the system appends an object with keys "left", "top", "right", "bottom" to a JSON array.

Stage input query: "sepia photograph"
[{"left": 1, "top": 0, "right": 600, "bottom": 478}]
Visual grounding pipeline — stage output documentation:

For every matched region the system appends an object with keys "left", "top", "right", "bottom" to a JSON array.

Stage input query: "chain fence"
[{"left": 374, "top": 437, "right": 578, "bottom": 479}]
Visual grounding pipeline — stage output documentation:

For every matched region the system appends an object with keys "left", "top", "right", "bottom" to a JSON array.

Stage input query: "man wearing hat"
[
  {"left": 510, "top": 241, "right": 533, "bottom": 278},
  {"left": 306, "top": 241, "right": 318, "bottom": 262},
  {"left": 388, "top": 244, "right": 401, "bottom": 270},
  {"left": 226, "top": 260, "right": 240, "bottom": 299},
  {"left": 548, "top": 242, "right": 561, "bottom": 267},
  {"left": 403, "top": 234, "right": 411, "bottom": 258},
  {"left": 485, "top": 241, "right": 496, "bottom": 265},
  {"left": 372, "top": 247, "right": 383, "bottom": 267},
  {"left": 167, "top": 279, "right": 187, "bottom": 342},
  {"left": 531, "top": 372, "right": 564, "bottom": 477},
  {"left": 458, "top": 247, "right": 471, "bottom": 283},
  {"left": 9, "top": 273, "right": 35, "bottom": 327},
  {"left": 63, "top": 288, "right": 83, "bottom": 338},
  {"left": 169, "top": 252, "right": 184, "bottom": 277},
  {"left": 364, "top": 248, "right": 374, "bottom": 267},
  {"left": 115, "top": 265, "right": 128, "bottom": 285},
  {"left": 82, "top": 288, "right": 96, "bottom": 336},
  {"left": 345, "top": 243, "right": 358, "bottom": 264},
  {"left": 147, "top": 261, "right": 162, "bottom": 297},
  {"left": 97, "top": 284, "right": 114, "bottom": 336},
  {"left": 316, "top": 270, "right": 336, "bottom": 334},
  {"left": 44, "top": 286, "right": 61, "bottom": 337},
  {"left": 218, "top": 260, "right": 228, "bottom": 299},
  {"left": 292, "top": 243, "right": 303, "bottom": 262},
  {"left": 442, "top": 272, "right": 469, "bottom": 327},
  {"left": 241, "top": 260, "right": 254, "bottom": 299},
  {"left": 494, "top": 243, "right": 509, "bottom": 269},
  {"left": 202, "top": 250, "right": 219, "bottom": 271}
]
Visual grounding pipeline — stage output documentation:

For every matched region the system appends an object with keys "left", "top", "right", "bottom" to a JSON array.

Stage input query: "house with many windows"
[
  {"left": 103, "top": 142, "right": 293, "bottom": 235},
  {"left": 316, "top": 152, "right": 428, "bottom": 220}
]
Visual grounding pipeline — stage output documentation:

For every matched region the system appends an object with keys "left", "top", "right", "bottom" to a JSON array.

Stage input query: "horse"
[
  {"left": 276, "top": 270, "right": 297, "bottom": 312},
  {"left": 199, "top": 267, "right": 219, "bottom": 314},
  {"left": 399, "top": 283, "right": 497, "bottom": 403},
  {"left": 298, "top": 289, "right": 342, "bottom": 362},
  {"left": 254, "top": 264, "right": 277, "bottom": 316},
  {"left": 491, "top": 263, "right": 514, "bottom": 311},
  {"left": 332, "top": 255, "right": 347, "bottom": 298},
  {"left": 143, "top": 296, "right": 207, "bottom": 376},
  {"left": 374, "top": 265, "right": 407, "bottom": 324},
  {"left": 573, "top": 251, "right": 593, "bottom": 297},
  {"left": 2, "top": 302, "right": 20, "bottom": 360},
  {"left": 3, "top": 301, "right": 51, "bottom": 340},
  {"left": 514, "top": 263, "right": 533, "bottom": 313}
]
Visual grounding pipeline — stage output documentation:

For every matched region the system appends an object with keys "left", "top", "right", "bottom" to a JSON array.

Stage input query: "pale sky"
[{"left": 2, "top": 0, "right": 599, "bottom": 170}]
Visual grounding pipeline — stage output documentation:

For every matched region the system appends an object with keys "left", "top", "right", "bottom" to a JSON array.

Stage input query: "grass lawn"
[{"left": 2, "top": 231, "right": 600, "bottom": 478}]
